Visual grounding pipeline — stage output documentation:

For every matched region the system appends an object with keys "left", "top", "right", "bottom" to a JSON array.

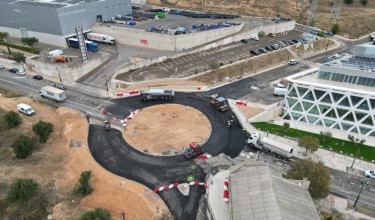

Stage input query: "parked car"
[
  {"left": 287, "top": 40, "right": 296, "bottom": 45},
  {"left": 270, "top": 45, "right": 278, "bottom": 50},
  {"left": 104, "top": 120, "right": 111, "bottom": 131},
  {"left": 17, "top": 70, "right": 26, "bottom": 76},
  {"left": 268, "top": 33, "right": 276, "bottom": 37},
  {"left": 132, "top": 6, "right": 141, "bottom": 10},
  {"left": 281, "top": 40, "right": 290, "bottom": 46},
  {"left": 278, "top": 41, "right": 286, "bottom": 47},
  {"left": 0, "top": 64, "right": 4, "bottom": 69},
  {"left": 250, "top": 50, "right": 260, "bottom": 56},
  {"left": 259, "top": 48, "right": 268, "bottom": 53},
  {"left": 251, "top": 36, "right": 259, "bottom": 41},
  {"left": 9, "top": 68, "right": 19, "bottom": 73},
  {"left": 289, "top": 60, "right": 299, "bottom": 65},
  {"left": 364, "top": 170, "right": 375, "bottom": 179},
  {"left": 33, "top": 75, "right": 43, "bottom": 80},
  {"left": 264, "top": 46, "right": 273, "bottom": 51},
  {"left": 292, "top": 39, "right": 300, "bottom": 44},
  {"left": 241, "top": 39, "right": 249, "bottom": 44},
  {"left": 325, "top": 31, "right": 334, "bottom": 36}
]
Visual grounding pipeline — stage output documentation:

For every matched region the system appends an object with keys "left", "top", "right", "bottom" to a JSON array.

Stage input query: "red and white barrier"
[
  {"left": 154, "top": 183, "right": 179, "bottom": 193},
  {"left": 235, "top": 101, "right": 248, "bottom": 106},
  {"left": 189, "top": 181, "right": 208, "bottom": 188},
  {"left": 198, "top": 154, "right": 212, "bottom": 159},
  {"left": 223, "top": 178, "right": 229, "bottom": 202}
]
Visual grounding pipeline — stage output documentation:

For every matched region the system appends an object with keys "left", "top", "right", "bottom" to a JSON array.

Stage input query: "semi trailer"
[
  {"left": 247, "top": 132, "right": 294, "bottom": 159},
  {"left": 39, "top": 86, "right": 67, "bottom": 102},
  {"left": 140, "top": 89, "right": 174, "bottom": 101},
  {"left": 87, "top": 33, "right": 115, "bottom": 45},
  {"left": 67, "top": 38, "right": 98, "bottom": 52}
]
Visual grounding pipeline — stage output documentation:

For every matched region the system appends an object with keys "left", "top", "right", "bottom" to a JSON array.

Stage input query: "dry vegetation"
[
  {"left": 291, "top": 39, "right": 335, "bottom": 57},
  {"left": 148, "top": 0, "right": 375, "bottom": 38}
]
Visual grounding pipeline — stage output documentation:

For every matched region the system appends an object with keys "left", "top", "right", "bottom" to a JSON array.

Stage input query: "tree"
[
  {"left": 331, "top": 24, "right": 340, "bottom": 34},
  {"left": 258, "top": 31, "right": 265, "bottom": 37},
  {"left": 348, "top": 135, "right": 365, "bottom": 168},
  {"left": 0, "top": 32, "right": 9, "bottom": 41},
  {"left": 309, "top": 18, "right": 315, "bottom": 27},
  {"left": 282, "top": 122, "right": 290, "bottom": 132},
  {"left": 209, "top": 61, "right": 219, "bottom": 71},
  {"left": 320, "top": 131, "right": 332, "bottom": 143},
  {"left": 74, "top": 171, "right": 93, "bottom": 196},
  {"left": 7, "top": 193, "right": 47, "bottom": 220},
  {"left": 360, "top": 0, "right": 368, "bottom": 5},
  {"left": 159, "top": 211, "right": 173, "bottom": 220},
  {"left": 32, "top": 120, "right": 54, "bottom": 143},
  {"left": 298, "top": 136, "right": 320, "bottom": 155},
  {"left": 11, "top": 52, "right": 26, "bottom": 62},
  {"left": 344, "top": 0, "right": 353, "bottom": 3},
  {"left": 285, "top": 159, "right": 330, "bottom": 199},
  {"left": 11, "top": 134, "right": 36, "bottom": 159},
  {"left": 21, "top": 37, "right": 39, "bottom": 47},
  {"left": 78, "top": 208, "right": 111, "bottom": 220},
  {"left": 5, "top": 178, "right": 39, "bottom": 203},
  {"left": 2, "top": 110, "right": 22, "bottom": 128}
]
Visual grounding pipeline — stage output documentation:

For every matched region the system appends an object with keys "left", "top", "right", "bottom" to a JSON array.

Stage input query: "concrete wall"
[
  {"left": 27, "top": 54, "right": 109, "bottom": 83},
  {"left": 131, "top": 0, "right": 146, "bottom": 4},
  {"left": 248, "top": 103, "right": 284, "bottom": 123},
  {"left": 92, "top": 24, "right": 243, "bottom": 51}
]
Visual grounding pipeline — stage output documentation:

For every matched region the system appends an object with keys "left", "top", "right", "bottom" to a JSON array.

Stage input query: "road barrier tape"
[
  {"left": 113, "top": 116, "right": 119, "bottom": 120},
  {"left": 154, "top": 183, "right": 179, "bottom": 193},
  {"left": 116, "top": 93, "right": 125, "bottom": 97},
  {"left": 129, "top": 90, "right": 139, "bottom": 95},
  {"left": 189, "top": 182, "right": 208, "bottom": 188},
  {"left": 235, "top": 101, "right": 247, "bottom": 106},
  {"left": 198, "top": 154, "right": 212, "bottom": 159},
  {"left": 223, "top": 178, "right": 229, "bottom": 202}
]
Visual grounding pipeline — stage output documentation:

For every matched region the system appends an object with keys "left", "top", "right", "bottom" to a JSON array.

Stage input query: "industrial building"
[
  {"left": 0, "top": 0, "right": 132, "bottom": 47},
  {"left": 283, "top": 42, "right": 375, "bottom": 136}
]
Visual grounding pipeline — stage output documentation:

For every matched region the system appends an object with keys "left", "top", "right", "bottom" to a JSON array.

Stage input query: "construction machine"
[
  {"left": 210, "top": 97, "right": 228, "bottom": 111},
  {"left": 184, "top": 143, "right": 204, "bottom": 159}
]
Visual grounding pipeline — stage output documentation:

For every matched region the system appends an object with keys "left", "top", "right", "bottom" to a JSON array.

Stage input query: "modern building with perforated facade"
[
  {"left": 0, "top": 0, "right": 131, "bottom": 46},
  {"left": 283, "top": 42, "right": 375, "bottom": 136}
]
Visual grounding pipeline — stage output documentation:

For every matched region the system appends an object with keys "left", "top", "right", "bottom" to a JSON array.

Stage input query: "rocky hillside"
[{"left": 147, "top": 0, "right": 375, "bottom": 38}]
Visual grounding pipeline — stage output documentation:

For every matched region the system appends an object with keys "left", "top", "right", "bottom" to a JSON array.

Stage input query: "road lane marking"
[{"left": 157, "top": 64, "right": 168, "bottom": 72}]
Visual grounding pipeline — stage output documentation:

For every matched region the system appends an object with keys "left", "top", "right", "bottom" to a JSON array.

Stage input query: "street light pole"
[
  {"left": 102, "top": 75, "right": 109, "bottom": 91},
  {"left": 21, "top": 62, "right": 26, "bottom": 73},
  {"left": 353, "top": 180, "right": 369, "bottom": 208}
]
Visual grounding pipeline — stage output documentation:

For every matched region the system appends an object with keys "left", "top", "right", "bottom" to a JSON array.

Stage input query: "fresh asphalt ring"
[{"left": 88, "top": 93, "right": 247, "bottom": 219}]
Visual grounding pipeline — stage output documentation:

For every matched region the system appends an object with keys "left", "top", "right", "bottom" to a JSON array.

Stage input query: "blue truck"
[{"left": 67, "top": 38, "right": 98, "bottom": 52}]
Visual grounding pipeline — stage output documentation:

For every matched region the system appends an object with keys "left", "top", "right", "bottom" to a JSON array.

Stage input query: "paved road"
[{"left": 89, "top": 93, "right": 247, "bottom": 219}]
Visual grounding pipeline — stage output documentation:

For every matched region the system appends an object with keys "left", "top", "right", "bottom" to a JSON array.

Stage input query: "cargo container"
[{"left": 67, "top": 38, "right": 98, "bottom": 52}]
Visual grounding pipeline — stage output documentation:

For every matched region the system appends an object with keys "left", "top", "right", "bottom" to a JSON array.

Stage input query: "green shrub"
[
  {"left": 2, "top": 110, "right": 22, "bottom": 128},
  {"left": 32, "top": 120, "right": 54, "bottom": 143},
  {"left": 11, "top": 134, "right": 36, "bottom": 159},
  {"left": 5, "top": 178, "right": 39, "bottom": 203},
  {"left": 344, "top": 0, "right": 353, "bottom": 3},
  {"left": 258, "top": 31, "right": 265, "bottom": 37},
  {"left": 331, "top": 24, "right": 340, "bottom": 34},
  {"left": 360, "top": 0, "right": 368, "bottom": 5},
  {"left": 11, "top": 52, "right": 25, "bottom": 62},
  {"left": 74, "top": 171, "right": 93, "bottom": 197},
  {"left": 0, "top": 41, "right": 41, "bottom": 54},
  {"left": 78, "top": 208, "right": 111, "bottom": 220},
  {"left": 317, "top": 32, "right": 325, "bottom": 37}
]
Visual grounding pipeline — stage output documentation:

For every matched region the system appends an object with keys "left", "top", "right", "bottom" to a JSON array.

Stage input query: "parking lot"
[{"left": 115, "top": 27, "right": 305, "bottom": 82}]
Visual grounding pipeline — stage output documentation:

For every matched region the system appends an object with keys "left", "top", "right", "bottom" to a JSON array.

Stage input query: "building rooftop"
[
  {"left": 0, "top": 0, "right": 103, "bottom": 8},
  {"left": 229, "top": 161, "right": 319, "bottom": 220}
]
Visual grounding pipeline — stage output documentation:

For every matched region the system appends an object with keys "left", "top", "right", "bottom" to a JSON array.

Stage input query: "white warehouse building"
[{"left": 283, "top": 42, "right": 375, "bottom": 136}]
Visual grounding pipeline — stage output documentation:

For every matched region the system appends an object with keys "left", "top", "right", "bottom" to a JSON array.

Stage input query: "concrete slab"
[{"left": 208, "top": 170, "right": 230, "bottom": 220}]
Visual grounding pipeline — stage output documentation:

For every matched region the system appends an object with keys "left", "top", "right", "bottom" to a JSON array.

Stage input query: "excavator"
[
  {"left": 54, "top": 55, "right": 80, "bottom": 63},
  {"left": 184, "top": 143, "right": 204, "bottom": 159}
]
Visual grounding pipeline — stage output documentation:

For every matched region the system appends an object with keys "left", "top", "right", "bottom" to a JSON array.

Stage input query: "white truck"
[
  {"left": 247, "top": 132, "right": 294, "bottom": 159},
  {"left": 140, "top": 89, "right": 174, "bottom": 101},
  {"left": 273, "top": 88, "right": 288, "bottom": 96},
  {"left": 48, "top": 49, "right": 63, "bottom": 57},
  {"left": 87, "top": 33, "right": 115, "bottom": 45},
  {"left": 39, "top": 86, "right": 67, "bottom": 102}
]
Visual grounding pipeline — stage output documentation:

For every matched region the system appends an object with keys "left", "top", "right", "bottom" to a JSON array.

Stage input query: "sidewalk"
[{"left": 228, "top": 99, "right": 375, "bottom": 172}]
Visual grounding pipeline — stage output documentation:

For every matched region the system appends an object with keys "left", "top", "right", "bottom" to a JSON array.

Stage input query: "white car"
[
  {"left": 17, "top": 70, "right": 26, "bottom": 76},
  {"left": 289, "top": 60, "right": 299, "bottom": 65},
  {"left": 364, "top": 170, "right": 375, "bottom": 179},
  {"left": 0, "top": 64, "right": 4, "bottom": 69},
  {"left": 251, "top": 36, "right": 259, "bottom": 41}
]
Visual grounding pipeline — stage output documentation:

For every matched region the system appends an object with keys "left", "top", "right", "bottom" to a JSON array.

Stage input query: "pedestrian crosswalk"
[{"left": 66, "top": 82, "right": 109, "bottom": 98}]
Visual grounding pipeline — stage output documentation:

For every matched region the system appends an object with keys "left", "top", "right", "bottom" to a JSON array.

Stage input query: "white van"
[
  {"left": 273, "top": 88, "right": 288, "bottom": 96},
  {"left": 17, "top": 103, "right": 35, "bottom": 115}
]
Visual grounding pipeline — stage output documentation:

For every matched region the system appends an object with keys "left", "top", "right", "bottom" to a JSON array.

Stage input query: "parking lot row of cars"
[{"left": 247, "top": 36, "right": 306, "bottom": 56}]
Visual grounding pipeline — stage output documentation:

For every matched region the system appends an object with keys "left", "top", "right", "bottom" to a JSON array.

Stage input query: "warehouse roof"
[
  {"left": 229, "top": 160, "right": 319, "bottom": 220},
  {"left": 0, "top": 0, "right": 103, "bottom": 8}
]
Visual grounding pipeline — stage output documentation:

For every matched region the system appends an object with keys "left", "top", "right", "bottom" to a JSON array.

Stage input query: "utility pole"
[
  {"left": 353, "top": 180, "right": 369, "bottom": 208},
  {"left": 348, "top": 135, "right": 365, "bottom": 168},
  {"left": 330, "top": 0, "right": 344, "bottom": 22},
  {"left": 102, "top": 75, "right": 109, "bottom": 91}
]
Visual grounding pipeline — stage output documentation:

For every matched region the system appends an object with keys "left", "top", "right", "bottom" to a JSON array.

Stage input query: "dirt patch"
[
  {"left": 237, "top": 105, "right": 264, "bottom": 119},
  {"left": 291, "top": 39, "right": 335, "bottom": 58},
  {"left": 123, "top": 104, "right": 211, "bottom": 154},
  {"left": 0, "top": 96, "right": 168, "bottom": 220},
  {"left": 114, "top": 80, "right": 206, "bottom": 93}
]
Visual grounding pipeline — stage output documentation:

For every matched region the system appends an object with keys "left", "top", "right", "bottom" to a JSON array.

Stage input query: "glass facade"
[
  {"left": 284, "top": 84, "right": 375, "bottom": 136},
  {"left": 318, "top": 71, "right": 375, "bottom": 88}
]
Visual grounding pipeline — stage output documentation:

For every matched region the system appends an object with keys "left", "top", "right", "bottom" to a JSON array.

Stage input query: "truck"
[
  {"left": 140, "top": 89, "right": 174, "bottom": 101},
  {"left": 247, "top": 132, "right": 294, "bottom": 159},
  {"left": 184, "top": 143, "right": 204, "bottom": 159},
  {"left": 48, "top": 49, "right": 63, "bottom": 57},
  {"left": 87, "top": 33, "right": 115, "bottom": 45},
  {"left": 273, "top": 88, "right": 288, "bottom": 96},
  {"left": 67, "top": 38, "right": 98, "bottom": 52},
  {"left": 39, "top": 86, "right": 67, "bottom": 102},
  {"left": 210, "top": 97, "right": 228, "bottom": 111}
]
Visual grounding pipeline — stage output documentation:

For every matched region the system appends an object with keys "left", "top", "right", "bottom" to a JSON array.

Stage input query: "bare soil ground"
[
  {"left": 147, "top": 0, "right": 375, "bottom": 38},
  {"left": 237, "top": 105, "right": 264, "bottom": 119},
  {"left": 123, "top": 104, "right": 211, "bottom": 154},
  {"left": 0, "top": 96, "right": 168, "bottom": 220}
]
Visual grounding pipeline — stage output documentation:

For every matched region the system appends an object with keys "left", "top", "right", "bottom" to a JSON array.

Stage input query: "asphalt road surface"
[{"left": 89, "top": 93, "right": 247, "bottom": 219}]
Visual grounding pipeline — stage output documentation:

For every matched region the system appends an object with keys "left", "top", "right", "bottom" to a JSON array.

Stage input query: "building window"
[
  {"left": 288, "top": 88, "right": 298, "bottom": 98},
  {"left": 361, "top": 116, "right": 374, "bottom": 126},
  {"left": 304, "top": 91, "right": 315, "bottom": 101},
  {"left": 287, "top": 98, "right": 297, "bottom": 108},
  {"left": 319, "top": 104, "right": 330, "bottom": 114},
  {"left": 332, "top": 92, "right": 344, "bottom": 103},
  {"left": 370, "top": 99, "right": 375, "bottom": 110},
  {"left": 336, "top": 108, "right": 349, "bottom": 118},
  {"left": 297, "top": 87, "right": 308, "bottom": 97},
  {"left": 292, "top": 103, "right": 303, "bottom": 112},
  {"left": 343, "top": 113, "right": 355, "bottom": 122},
  {"left": 351, "top": 95, "right": 363, "bottom": 106},
  {"left": 302, "top": 101, "right": 313, "bottom": 111},
  {"left": 341, "top": 122, "right": 353, "bottom": 131},
  {"left": 357, "top": 100, "right": 369, "bottom": 110},
  {"left": 321, "top": 94, "right": 332, "bottom": 104},
  {"left": 359, "top": 126, "right": 371, "bottom": 135},
  {"left": 339, "top": 97, "right": 350, "bottom": 107},
  {"left": 307, "top": 115, "right": 318, "bottom": 123},
  {"left": 291, "top": 112, "right": 302, "bottom": 120},
  {"left": 324, "top": 119, "right": 335, "bottom": 127},
  {"left": 308, "top": 106, "right": 320, "bottom": 115},
  {"left": 314, "top": 89, "right": 325, "bottom": 100},
  {"left": 355, "top": 112, "right": 366, "bottom": 121},
  {"left": 325, "top": 109, "right": 337, "bottom": 118}
]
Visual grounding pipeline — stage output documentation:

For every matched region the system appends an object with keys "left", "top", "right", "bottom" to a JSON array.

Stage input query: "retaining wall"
[
  {"left": 131, "top": 0, "right": 146, "bottom": 4},
  {"left": 26, "top": 54, "right": 110, "bottom": 83},
  {"left": 248, "top": 103, "right": 283, "bottom": 123}
]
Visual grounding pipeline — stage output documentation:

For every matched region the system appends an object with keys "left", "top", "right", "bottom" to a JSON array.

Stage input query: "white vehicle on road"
[
  {"left": 289, "top": 60, "right": 299, "bottom": 65},
  {"left": 0, "top": 64, "right": 4, "bottom": 69},
  {"left": 17, "top": 70, "right": 26, "bottom": 75},
  {"left": 364, "top": 170, "right": 375, "bottom": 179}
]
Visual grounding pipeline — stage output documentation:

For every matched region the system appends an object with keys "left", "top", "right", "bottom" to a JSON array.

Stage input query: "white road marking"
[{"left": 157, "top": 63, "right": 168, "bottom": 72}]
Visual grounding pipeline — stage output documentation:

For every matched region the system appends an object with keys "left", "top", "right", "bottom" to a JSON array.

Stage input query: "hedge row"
[{"left": 0, "top": 41, "right": 40, "bottom": 54}]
